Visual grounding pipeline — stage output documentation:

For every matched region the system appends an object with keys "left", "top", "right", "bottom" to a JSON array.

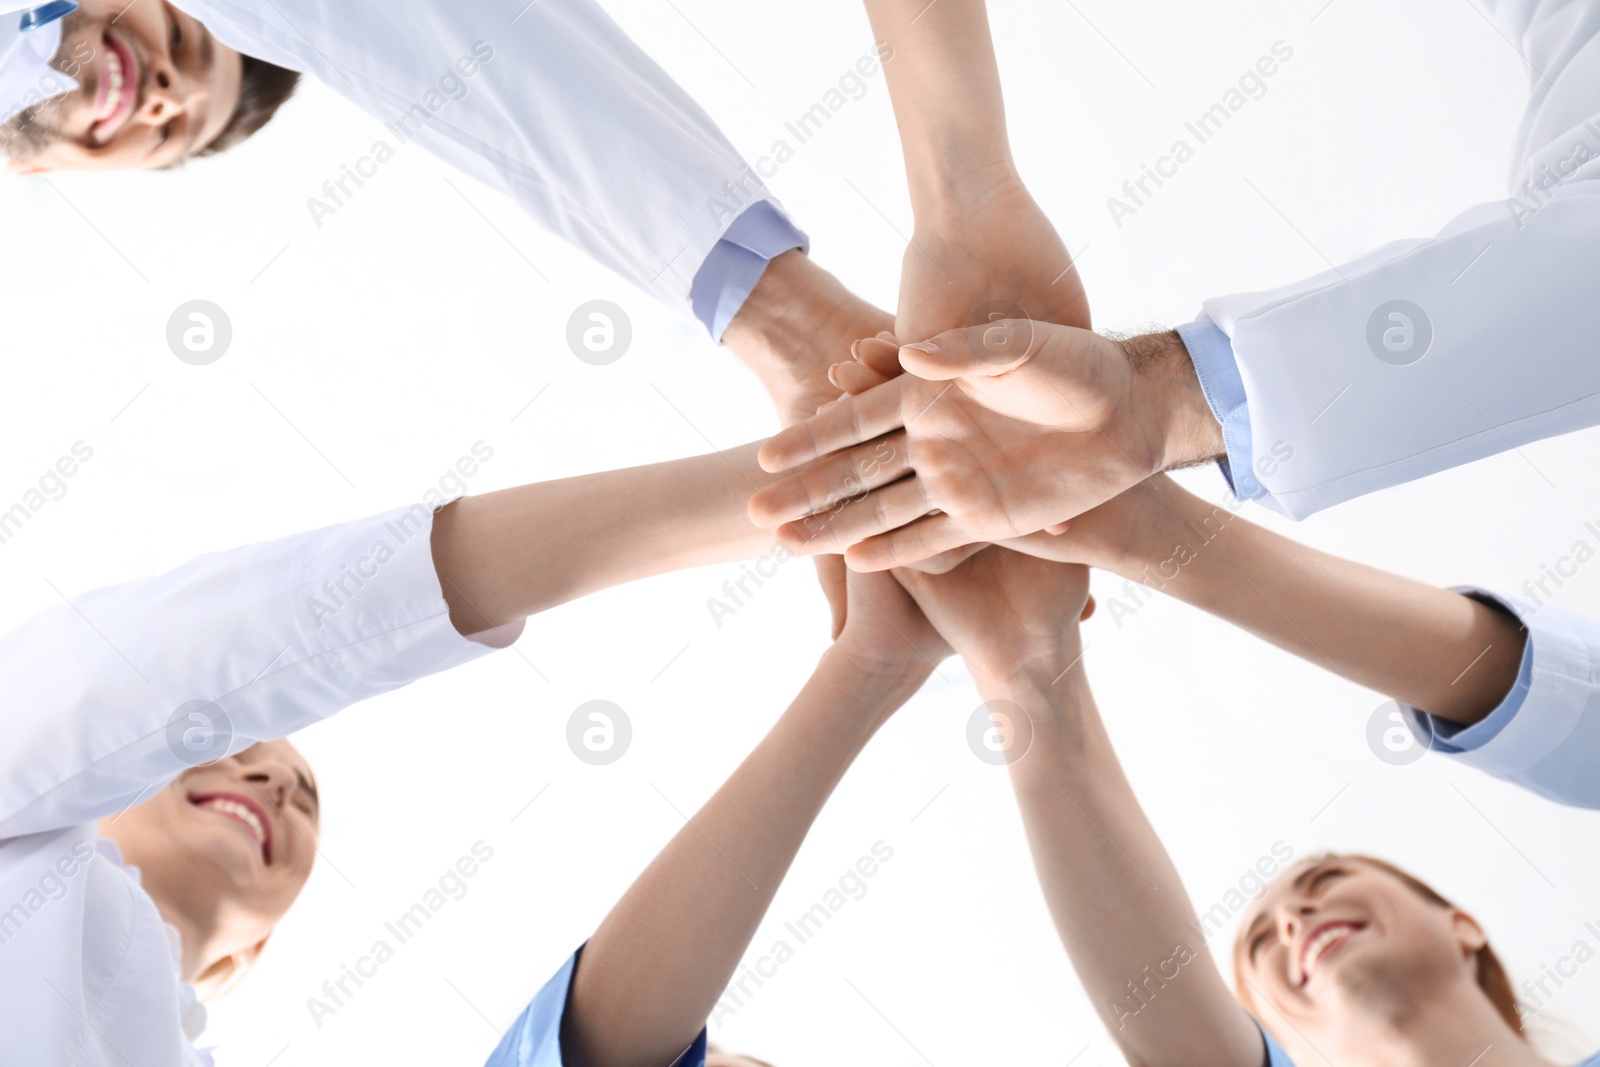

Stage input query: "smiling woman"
[
  {"left": 1233, "top": 855, "right": 1524, "bottom": 1063},
  {"left": 1, "top": 0, "right": 297, "bottom": 170},
  {"left": 0, "top": 438, "right": 806, "bottom": 1067},
  {"left": 105, "top": 740, "right": 322, "bottom": 998}
]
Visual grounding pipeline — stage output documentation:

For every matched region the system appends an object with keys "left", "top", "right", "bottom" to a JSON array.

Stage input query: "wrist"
[
  {"left": 1097, "top": 486, "right": 1217, "bottom": 584},
  {"left": 908, "top": 155, "right": 1022, "bottom": 223},
  {"left": 820, "top": 645, "right": 935, "bottom": 705},
  {"left": 723, "top": 251, "right": 842, "bottom": 367},
  {"left": 968, "top": 659, "right": 1091, "bottom": 745},
  {"left": 721, "top": 251, "right": 885, "bottom": 425},
  {"left": 966, "top": 638, "right": 1086, "bottom": 699},
  {"left": 1121, "top": 331, "right": 1226, "bottom": 472}
]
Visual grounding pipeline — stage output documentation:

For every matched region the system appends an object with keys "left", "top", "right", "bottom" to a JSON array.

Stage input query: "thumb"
[
  {"left": 812, "top": 555, "right": 849, "bottom": 639},
  {"left": 898, "top": 317, "right": 1044, "bottom": 380}
]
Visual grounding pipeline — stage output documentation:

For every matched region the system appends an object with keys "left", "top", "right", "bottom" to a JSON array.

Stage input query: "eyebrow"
[
  {"left": 1291, "top": 863, "right": 1325, "bottom": 893},
  {"left": 296, "top": 769, "right": 320, "bottom": 809},
  {"left": 1243, "top": 911, "right": 1270, "bottom": 948},
  {"left": 197, "top": 19, "right": 214, "bottom": 70}
]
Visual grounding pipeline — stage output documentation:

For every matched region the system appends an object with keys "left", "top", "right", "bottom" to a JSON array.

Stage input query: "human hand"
[
  {"left": 900, "top": 175, "right": 1090, "bottom": 341},
  {"left": 721, "top": 250, "right": 896, "bottom": 635},
  {"left": 894, "top": 548, "right": 1094, "bottom": 684},
  {"left": 749, "top": 323, "right": 1223, "bottom": 570},
  {"left": 722, "top": 250, "right": 893, "bottom": 428},
  {"left": 829, "top": 177, "right": 1089, "bottom": 395},
  {"left": 1000, "top": 474, "right": 1211, "bottom": 578},
  {"left": 830, "top": 567, "right": 951, "bottom": 683}
]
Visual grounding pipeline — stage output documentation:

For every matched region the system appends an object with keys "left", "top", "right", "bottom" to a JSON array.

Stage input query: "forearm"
[
  {"left": 860, "top": 0, "right": 1015, "bottom": 214},
  {"left": 565, "top": 651, "right": 927, "bottom": 1067},
  {"left": 431, "top": 443, "right": 775, "bottom": 635},
  {"left": 978, "top": 661, "right": 1261, "bottom": 1067},
  {"left": 1109, "top": 482, "right": 1523, "bottom": 725}
]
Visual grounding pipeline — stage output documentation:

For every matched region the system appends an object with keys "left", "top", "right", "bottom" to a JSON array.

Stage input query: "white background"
[{"left": 4, "top": 0, "right": 1600, "bottom": 1064}]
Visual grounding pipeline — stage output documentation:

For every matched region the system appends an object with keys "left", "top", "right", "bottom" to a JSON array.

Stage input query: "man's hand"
[
  {"left": 894, "top": 548, "right": 1094, "bottom": 684},
  {"left": 748, "top": 322, "right": 1224, "bottom": 570},
  {"left": 722, "top": 250, "right": 895, "bottom": 635},
  {"left": 722, "top": 249, "right": 893, "bottom": 428}
]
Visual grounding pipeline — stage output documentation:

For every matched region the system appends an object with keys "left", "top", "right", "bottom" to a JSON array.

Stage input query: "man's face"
[{"left": 7, "top": 0, "right": 243, "bottom": 171}]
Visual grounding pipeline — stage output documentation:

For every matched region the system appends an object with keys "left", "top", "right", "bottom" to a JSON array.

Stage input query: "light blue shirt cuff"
[
  {"left": 689, "top": 200, "right": 808, "bottom": 341},
  {"left": 1176, "top": 317, "right": 1264, "bottom": 500},
  {"left": 1403, "top": 591, "right": 1532, "bottom": 754}
]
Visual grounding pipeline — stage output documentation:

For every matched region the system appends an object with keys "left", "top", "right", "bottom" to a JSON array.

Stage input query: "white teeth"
[
  {"left": 1301, "top": 925, "right": 1355, "bottom": 981},
  {"left": 199, "top": 798, "right": 266, "bottom": 851},
  {"left": 98, "top": 47, "right": 123, "bottom": 122}
]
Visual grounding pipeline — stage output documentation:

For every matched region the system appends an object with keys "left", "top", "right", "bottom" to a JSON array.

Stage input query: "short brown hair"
[{"left": 198, "top": 54, "right": 299, "bottom": 157}]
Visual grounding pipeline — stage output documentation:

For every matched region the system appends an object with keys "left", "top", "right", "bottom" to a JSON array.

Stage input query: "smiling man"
[
  {"left": 1, "top": 0, "right": 296, "bottom": 169},
  {"left": 1, "top": 0, "right": 890, "bottom": 426}
]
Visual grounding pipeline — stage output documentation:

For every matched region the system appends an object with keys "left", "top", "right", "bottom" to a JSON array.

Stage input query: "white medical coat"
[
  {"left": 169, "top": 0, "right": 791, "bottom": 315},
  {"left": 1189, "top": 0, "right": 1600, "bottom": 518},
  {"left": 0, "top": 504, "right": 494, "bottom": 1066}
]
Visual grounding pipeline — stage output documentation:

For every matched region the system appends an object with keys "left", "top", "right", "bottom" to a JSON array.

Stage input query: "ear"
[
  {"left": 1450, "top": 910, "right": 1489, "bottom": 955},
  {"left": 235, "top": 938, "right": 269, "bottom": 968},
  {"left": 198, "top": 937, "right": 269, "bottom": 999}
]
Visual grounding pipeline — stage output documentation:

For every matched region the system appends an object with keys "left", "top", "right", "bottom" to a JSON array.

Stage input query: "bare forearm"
[
  {"left": 1110, "top": 484, "right": 1523, "bottom": 724},
  {"left": 978, "top": 663, "right": 1261, "bottom": 1067},
  {"left": 861, "top": 0, "right": 1015, "bottom": 213},
  {"left": 565, "top": 652, "right": 926, "bottom": 1067},
  {"left": 430, "top": 443, "right": 775, "bottom": 635}
]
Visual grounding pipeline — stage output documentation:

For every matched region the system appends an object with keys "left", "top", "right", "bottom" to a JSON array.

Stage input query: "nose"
[
  {"left": 134, "top": 59, "right": 191, "bottom": 126},
  {"left": 1273, "top": 898, "right": 1318, "bottom": 950},
  {"left": 236, "top": 759, "right": 296, "bottom": 811}
]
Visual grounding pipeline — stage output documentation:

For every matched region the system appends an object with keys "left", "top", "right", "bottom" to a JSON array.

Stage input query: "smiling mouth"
[
  {"left": 190, "top": 793, "right": 274, "bottom": 864},
  {"left": 91, "top": 31, "right": 138, "bottom": 142},
  {"left": 1298, "top": 921, "right": 1364, "bottom": 986}
]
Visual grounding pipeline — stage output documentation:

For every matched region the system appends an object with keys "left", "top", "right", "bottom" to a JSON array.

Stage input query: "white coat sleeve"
[
  {"left": 170, "top": 0, "right": 799, "bottom": 315},
  {"left": 1186, "top": 0, "right": 1600, "bottom": 519},
  {"left": 0, "top": 503, "right": 496, "bottom": 840},
  {"left": 1401, "top": 589, "right": 1600, "bottom": 810}
]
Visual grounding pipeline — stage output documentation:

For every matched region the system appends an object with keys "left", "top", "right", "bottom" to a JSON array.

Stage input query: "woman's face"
[
  {"left": 101, "top": 740, "right": 320, "bottom": 967},
  {"left": 1235, "top": 857, "right": 1487, "bottom": 1043}
]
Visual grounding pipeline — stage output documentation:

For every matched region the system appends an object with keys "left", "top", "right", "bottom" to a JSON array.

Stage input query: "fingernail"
[
  {"left": 828, "top": 363, "right": 844, "bottom": 387},
  {"left": 849, "top": 339, "right": 864, "bottom": 360},
  {"left": 901, "top": 341, "right": 939, "bottom": 353},
  {"left": 876, "top": 330, "right": 896, "bottom": 341}
]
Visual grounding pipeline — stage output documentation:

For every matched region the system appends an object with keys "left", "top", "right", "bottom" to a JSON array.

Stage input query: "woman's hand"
[
  {"left": 901, "top": 175, "right": 1090, "bottom": 345},
  {"left": 1001, "top": 474, "right": 1208, "bottom": 577},
  {"left": 831, "top": 177, "right": 1090, "bottom": 397},
  {"left": 895, "top": 548, "right": 1094, "bottom": 684},
  {"left": 830, "top": 567, "right": 951, "bottom": 682}
]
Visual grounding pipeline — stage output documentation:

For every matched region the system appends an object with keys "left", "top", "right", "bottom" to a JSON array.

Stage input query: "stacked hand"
[
  {"left": 749, "top": 312, "right": 1224, "bottom": 570},
  {"left": 722, "top": 249, "right": 896, "bottom": 635},
  {"left": 894, "top": 546, "right": 1095, "bottom": 685}
]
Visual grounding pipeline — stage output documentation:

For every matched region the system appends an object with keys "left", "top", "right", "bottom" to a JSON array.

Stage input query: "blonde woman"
[
  {"left": 0, "top": 439, "right": 823, "bottom": 1067},
  {"left": 894, "top": 546, "right": 1596, "bottom": 1067}
]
